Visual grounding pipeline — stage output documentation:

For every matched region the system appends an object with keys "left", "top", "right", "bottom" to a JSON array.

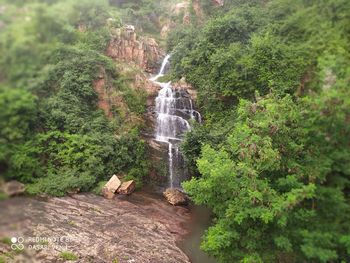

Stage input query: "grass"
[
  {"left": 0, "top": 237, "right": 11, "bottom": 245},
  {"left": 0, "top": 237, "right": 25, "bottom": 261},
  {"left": 156, "top": 74, "right": 172, "bottom": 83},
  {"left": 0, "top": 192, "right": 8, "bottom": 201},
  {"left": 2, "top": 252, "right": 14, "bottom": 259},
  {"left": 67, "top": 220, "right": 76, "bottom": 226},
  {"left": 59, "top": 251, "right": 78, "bottom": 261}
]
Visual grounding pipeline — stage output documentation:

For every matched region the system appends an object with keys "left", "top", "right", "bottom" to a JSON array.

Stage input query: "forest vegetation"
[
  {"left": 169, "top": 0, "right": 350, "bottom": 262},
  {"left": 0, "top": 0, "right": 349, "bottom": 262},
  {"left": 0, "top": 0, "right": 171, "bottom": 195}
]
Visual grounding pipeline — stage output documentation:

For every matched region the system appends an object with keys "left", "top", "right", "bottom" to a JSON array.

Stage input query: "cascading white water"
[
  {"left": 150, "top": 54, "right": 171, "bottom": 82},
  {"left": 168, "top": 142, "right": 174, "bottom": 187},
  {"left": 150, "top": 55, "right": 201, "bottom": 188}
]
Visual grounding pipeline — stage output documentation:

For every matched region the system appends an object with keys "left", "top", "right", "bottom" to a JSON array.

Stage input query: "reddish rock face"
[{"left": 107, "top": 26, "right": 164, "bottom": 73}]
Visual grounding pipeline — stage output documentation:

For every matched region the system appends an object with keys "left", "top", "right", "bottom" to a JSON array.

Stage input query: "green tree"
[
  {"left": 184, "top": 92, "right": 350, "bottom": 262},
  {"left": 0, "top": 87, "right": 37, "bottom": 179}
]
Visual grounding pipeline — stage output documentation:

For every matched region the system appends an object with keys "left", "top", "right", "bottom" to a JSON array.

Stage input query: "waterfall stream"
[{"left": 151, "top": 55, "right": 201, "bottom": 188}]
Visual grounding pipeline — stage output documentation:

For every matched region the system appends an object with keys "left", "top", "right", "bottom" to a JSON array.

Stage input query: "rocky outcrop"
[
  {"left": 172, "top": 2, "right": 189, "bottom": 15},
  {"left": 171, "top": 0, "right": 223, "bottom": 25},
  {"left": 173, "top": 77, "right": 198, "bottom": 100},
  {"left": 0, "top": 193, "right": 191, "bottom": 262},
  {"left": 163, "top": 188, "right": 188, "bottom": 206},
  {"left": 132, "top": 70, "right": 159, "bottom": 97},
  {"left": 160, "top": 21, "right": 176, "bottom": 38},
  {"left": 192, "top": 0, "right": 204, "bottom": 21},
  {"left": 93, "top": 68, "right": 130, "bottom": 119},
  {"left": 93, "top": 66, "right": 146, "bottom": 136},
  {"left": 212, "top": 0, "right": 224, "bottom": 6},
  {"left": 107, "top": 26, "right": 164, "bottom": 73},
  {"left": 117, "top": 180, "right": 136, "bottom": 195},
  {"left": 172, "top": 2, "right": 191, "bottom": 24}
]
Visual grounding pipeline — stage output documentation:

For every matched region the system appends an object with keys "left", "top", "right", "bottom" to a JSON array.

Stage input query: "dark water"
[
  {"left": 177, "top": 205, "right": 218, "bottom": 263},
  {"left": 136, "top": 186, "right": 218, "bottom": 263}
]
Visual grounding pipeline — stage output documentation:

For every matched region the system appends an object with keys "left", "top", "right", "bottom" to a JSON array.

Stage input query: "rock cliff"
[{"left": 107, "top": 25, "right": 164, "bottom": 73}]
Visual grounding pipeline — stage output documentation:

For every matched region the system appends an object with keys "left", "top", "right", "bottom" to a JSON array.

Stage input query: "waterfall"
[
  {"left": 150, "top": 54, "right": 171, "bottom": 82},
  {"left": 151, "top": 55, "right": 201, "bottom": 188}
]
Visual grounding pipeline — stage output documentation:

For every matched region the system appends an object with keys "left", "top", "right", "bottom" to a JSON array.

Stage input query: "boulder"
[
  {"left": 163, "top": 188, "right": 188, "bottom": 206},
  {"left": 2, "top": 181, "right": 25, "bottom": 197},
  {"left": 117, "top": 180, "right": 136, "bottom": 195},
  {"left": 102, "top": 175, "right": 121, "bottom": 199},
  {"left": 102, "top": 189, "right": 115, "bottom": 199}
]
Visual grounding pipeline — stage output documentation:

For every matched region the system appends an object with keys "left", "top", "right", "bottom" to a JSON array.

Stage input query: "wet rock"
[
  {"left": 117, "top": 180, "right": 136, "bottom": 195},
  {"left": 173, "top": 77, "right": 197, "bottom": 100},
  {"left": 102, "top": 175, "right": 121, "bottom": 199},
  {"left": 2, "top": 180, "right": 25, "bottom": 197},
  {"left": 163, "top": 188, "right": 188, "bottom": 206}
]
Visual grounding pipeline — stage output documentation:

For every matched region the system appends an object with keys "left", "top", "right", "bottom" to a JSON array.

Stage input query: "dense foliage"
[
  {"left": 109, "top": 0, "right": 182, "bottom": 40},
  {"left": 1, "top": 0, "right": 349, "bottom": 261},
  {"left": 169, "top": 0, "right": 350, "bottom": 262},
  {"left": 0, "top": 0, "right": 149, "bottom": 196}
]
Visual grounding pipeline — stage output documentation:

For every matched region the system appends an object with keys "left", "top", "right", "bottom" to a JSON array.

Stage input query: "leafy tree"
[
  {"left": 172, "top": 0, "right": 350, "bottom": 262},
  {"left": 0, "top": 87, "right": 37, "bottom": 178},
  {"left": 184, "top": 93, "right": 350, "bottom": 262}
]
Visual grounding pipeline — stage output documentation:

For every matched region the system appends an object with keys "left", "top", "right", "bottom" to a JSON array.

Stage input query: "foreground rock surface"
[
  {"left": 164, "top": 188, "right": 189, "bottom": 206},
  {"left": 0, "top": 192, "right": 191, "bottom": 263}
]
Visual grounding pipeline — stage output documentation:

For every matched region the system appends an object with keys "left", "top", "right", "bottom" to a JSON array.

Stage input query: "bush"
[
  {"left": 92, "top": 180, "right": 108, "bottom": 195},
  {"left": 124, "top": 167, "right": 148, "bottom": 189}
]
